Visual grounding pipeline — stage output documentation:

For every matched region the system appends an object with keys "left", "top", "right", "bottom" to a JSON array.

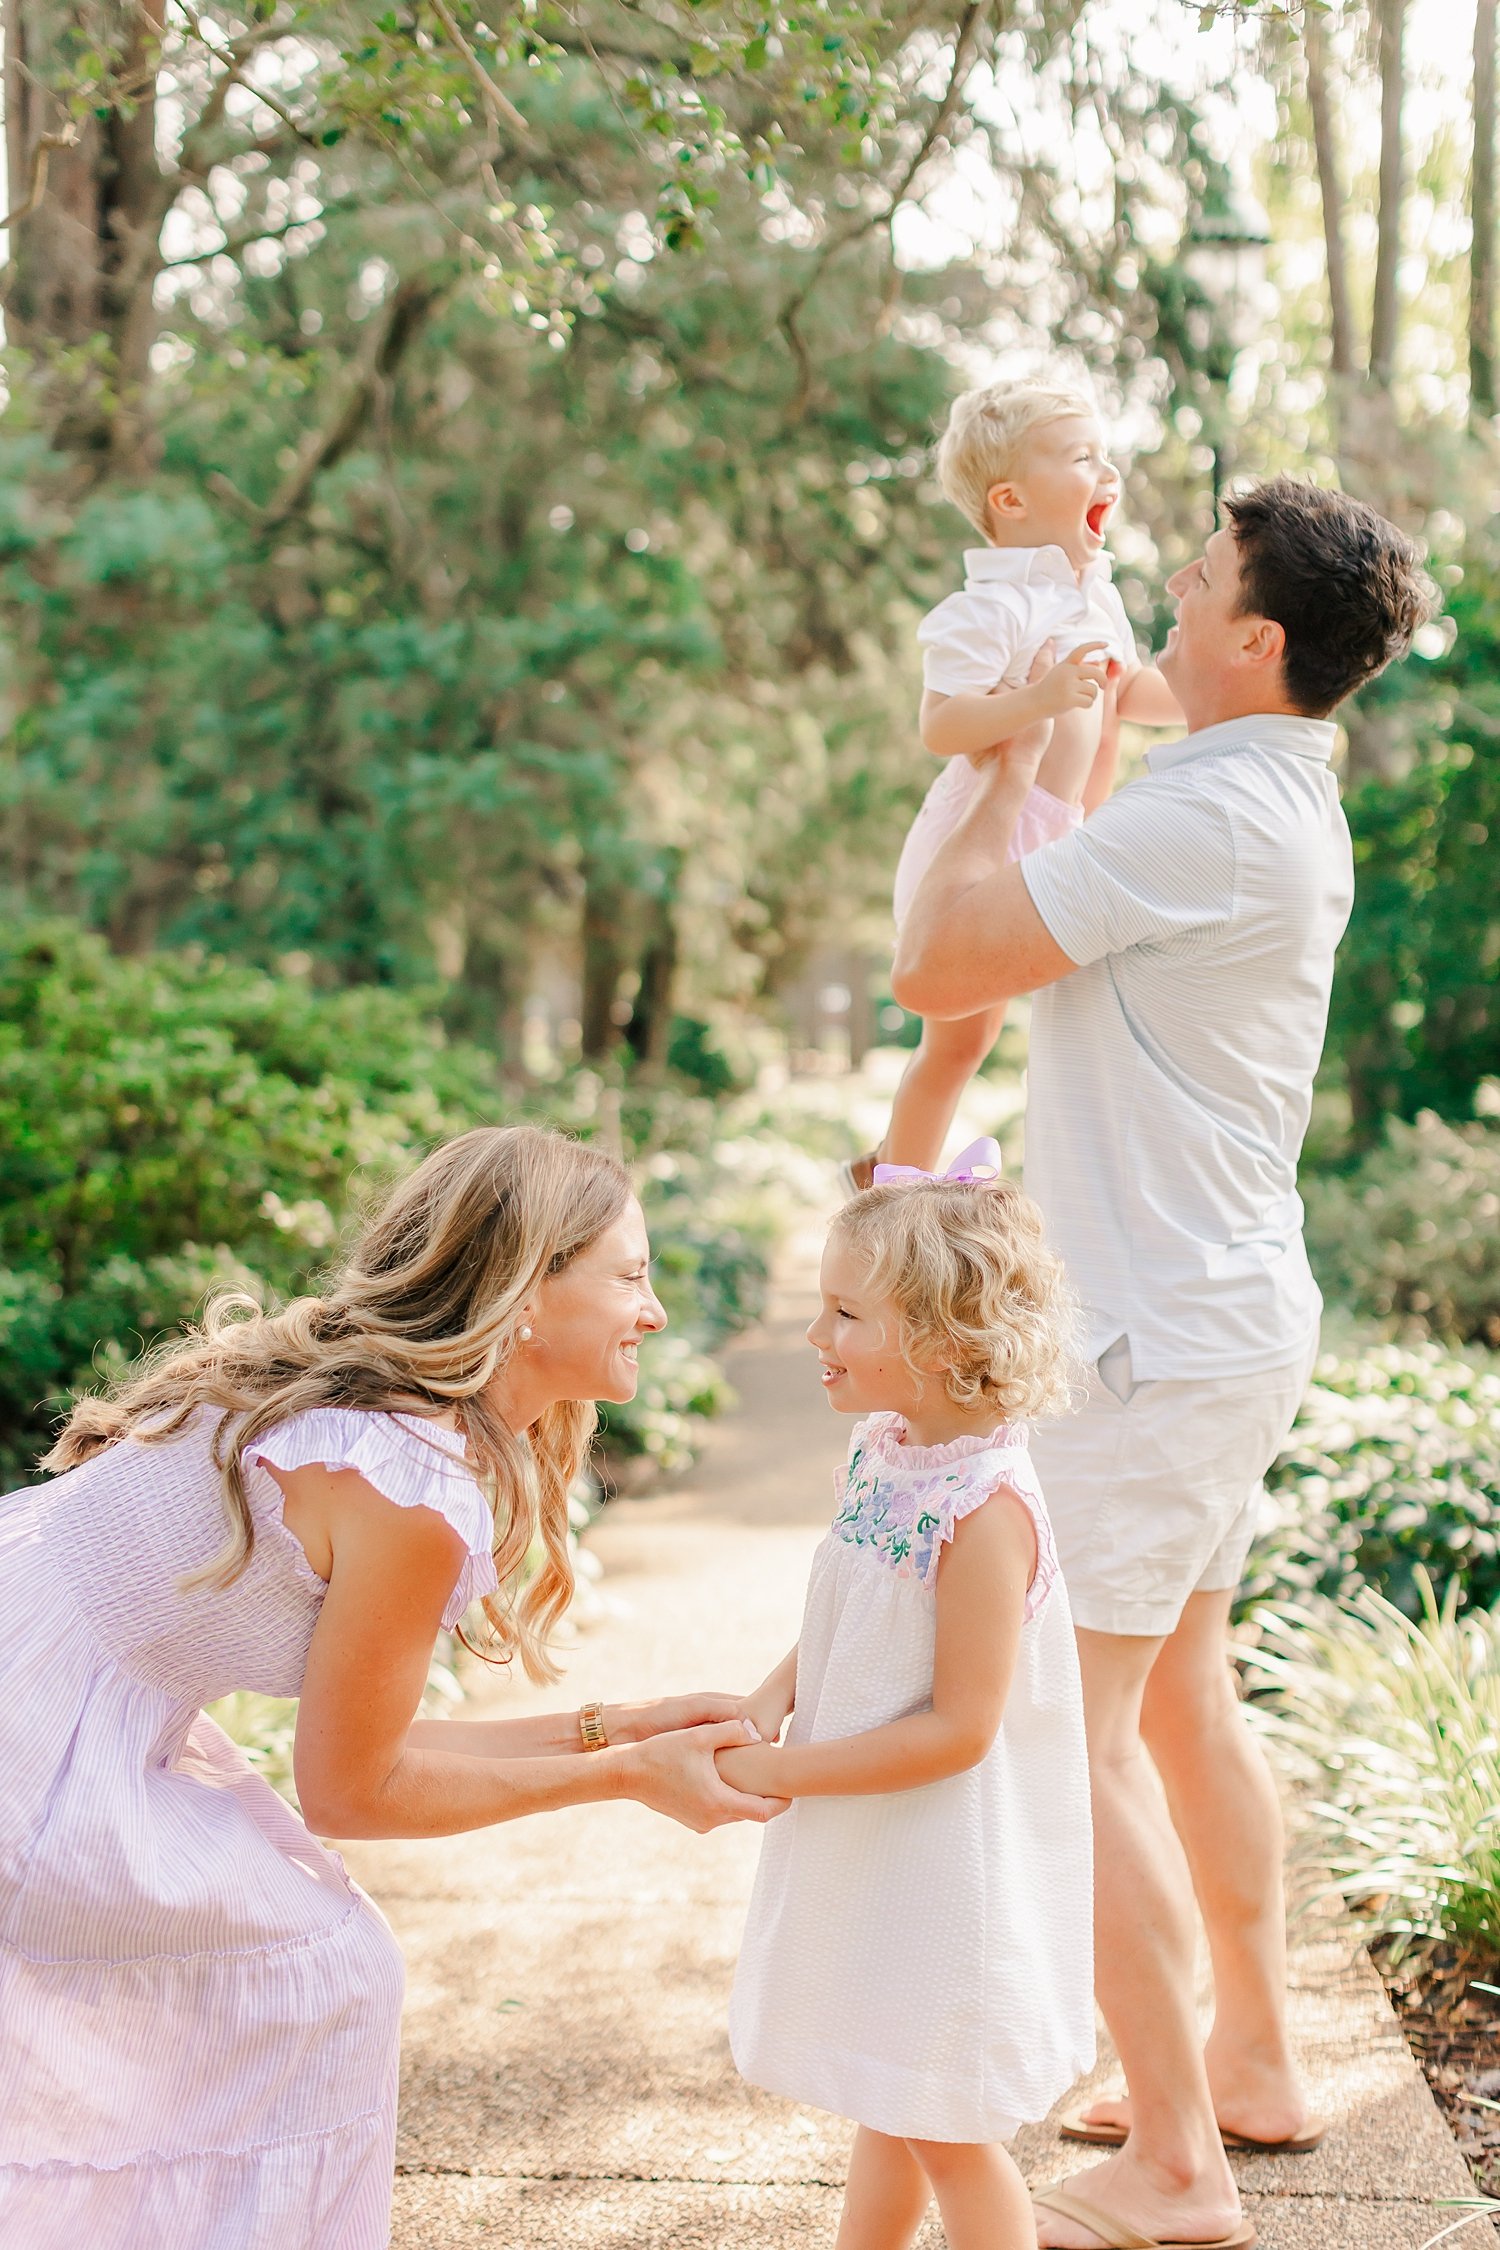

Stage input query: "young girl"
[
  {"left": 719, "top": 1143, "right": 1093, "bottom": 2250},
  {"left": 847, "top": 382, "right": 1181, "bottom": 1189},
  {"left": 0, "top": 1125, "right": 777, "bottom": 2250}
]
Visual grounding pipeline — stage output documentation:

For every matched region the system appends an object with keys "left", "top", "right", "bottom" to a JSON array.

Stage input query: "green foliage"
[
  {"left": 0, "top": 918, "right": 500, "bottom": 1486},
  {"left": 1305, "top": 1113, "right": 1500, "bottom": 1348},
  {"left": 0, "top": 921, "right": 808, "bottom": 1493},
  {"left": 594, "top": 1334, "right": 735, "bottom": 1475},
  {"left": 1243, "top": 1340, "right": 1500, "bottom": 1621},
  {"left": 1323, "top": 549, "right": 1500, "bottom": 1138},
  {"left": 666, "top": 1016, "right": 751, "bottom": 1099},
  {"left": 1243, "top": 1579, "right": 1500, "bottom": 1968}
]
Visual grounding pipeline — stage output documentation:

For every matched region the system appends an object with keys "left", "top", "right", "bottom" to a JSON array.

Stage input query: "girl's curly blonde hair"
[{"left": 831, "top": 1176, "right": 1077, "bottom": 1422}]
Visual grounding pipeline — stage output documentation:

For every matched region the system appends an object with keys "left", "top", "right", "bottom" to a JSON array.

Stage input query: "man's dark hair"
[{"left": 1224, "top": 474, "right": 1434, "bottom": 717}]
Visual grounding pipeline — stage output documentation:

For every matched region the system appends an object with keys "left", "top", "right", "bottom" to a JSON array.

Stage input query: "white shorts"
[{"left": 1030, "top": 1335, "right": 1318, "bottom": 1638}]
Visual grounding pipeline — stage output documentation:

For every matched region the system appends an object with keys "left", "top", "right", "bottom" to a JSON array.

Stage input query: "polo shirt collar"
[
  {"left": 963, "top": 544, "right": 1114, "bottom": 595},
  {"left": 1146, "top": 713, "right": 1339, "bottom": 775}
]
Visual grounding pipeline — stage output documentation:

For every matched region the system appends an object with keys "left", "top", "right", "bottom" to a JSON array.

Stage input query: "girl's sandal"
[
  {"left": 1058, "top": 2106, "right": 1327, "bottom": 2155},
  {"left": 1033, "top": 2181, "right": 1257, "bottom": 2249}
]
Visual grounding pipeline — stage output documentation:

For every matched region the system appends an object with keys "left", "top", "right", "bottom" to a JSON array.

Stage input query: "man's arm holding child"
[
  {"left": 716, "top": 1496, "right": 1034, "bottom": 1798},
  {"left": 892, "top": 746, "right": 1080, "bottom": 1021}
]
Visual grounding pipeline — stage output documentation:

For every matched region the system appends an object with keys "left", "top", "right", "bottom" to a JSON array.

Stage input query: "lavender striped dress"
[{"left": 0, "top": 1406, "right": 498, "bottom": 2249}]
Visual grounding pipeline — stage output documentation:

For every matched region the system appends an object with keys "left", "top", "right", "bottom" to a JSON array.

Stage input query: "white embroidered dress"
[
  {"left": 729, "top": 1412, "right": 1094, "bottom": 2143},
  {"left": 893, "top": 544, "right": 1138, "bottom": 926},
  {"left": 0, "top": 1405, "right": 498, "bottom": 2250}
]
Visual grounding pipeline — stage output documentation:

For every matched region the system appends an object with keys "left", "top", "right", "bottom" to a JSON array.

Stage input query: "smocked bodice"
[{"left": 29, "top": 1405, "right": 498, "bottom": 1706}]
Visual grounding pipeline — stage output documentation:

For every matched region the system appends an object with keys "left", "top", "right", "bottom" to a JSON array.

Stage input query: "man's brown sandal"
[
  {"left": 1058, "top": 2105, "right": 1327, "bottom": 2155},
  {"left": 837, "top": 1150, "right": 880, "bottom": 1198},
  {"left": 1033, "top": 2181, "right": 1257, "bottom": 2248}
]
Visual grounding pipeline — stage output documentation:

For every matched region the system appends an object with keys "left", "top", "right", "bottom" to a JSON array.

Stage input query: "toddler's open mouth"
[{"left": 1085, "top": 498, "right": 1114, "bottom": 543}]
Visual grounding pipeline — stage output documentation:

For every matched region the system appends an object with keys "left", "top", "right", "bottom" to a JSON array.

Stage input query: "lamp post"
[{"left": 1181, "top": 183, "right": 1273, "bottom": 520}]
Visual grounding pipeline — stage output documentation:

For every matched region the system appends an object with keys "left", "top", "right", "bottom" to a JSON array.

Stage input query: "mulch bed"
[{"left": 1373, "top": 1939, "right": 1500, "bottom": 2238}]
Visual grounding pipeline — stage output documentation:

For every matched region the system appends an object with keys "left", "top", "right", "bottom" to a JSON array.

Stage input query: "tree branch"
[
  {"left": 776, "top": 0, "right": 986, "bottom": 417},
  {"left": 426, "top": 0, "right": 532, "bottom": 140},
  {"left": 257, "top": 275, "right": 446, "bottom": 527},
  {"left": 0, "top": 126, "right": 78, "bottom": 233}
]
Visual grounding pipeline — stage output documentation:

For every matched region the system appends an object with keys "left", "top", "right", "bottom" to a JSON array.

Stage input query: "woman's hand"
[
  {"left": 606, "top": 1692, "right": 749, "bottom": 1746},
  {"left": 619, "top": 1719, "right": 789, "bottom": 1833}
]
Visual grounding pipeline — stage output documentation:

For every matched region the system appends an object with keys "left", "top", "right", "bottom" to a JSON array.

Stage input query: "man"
[{"left": 892, "top": 475, "right": 1431, "bottom": 2250}]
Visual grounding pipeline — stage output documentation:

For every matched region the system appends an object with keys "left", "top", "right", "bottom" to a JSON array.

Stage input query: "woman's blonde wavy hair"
[
  {"left": 830, "top": 1175, "right": 1077, "bottom": 1422},
  {"left": 43, "top": 1125, "right": 631, "bottom": 1684}
]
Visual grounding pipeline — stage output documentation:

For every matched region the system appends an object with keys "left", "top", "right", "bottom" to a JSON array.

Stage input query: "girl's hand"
[
  {"left": 737, "top": 1644, "right": 798, "bottom": 1747},
  {"left": 607, "top": 1692, "right": 750, "bottom": 1745},
  {"left": 740, "top": 1683, "right": 794, "bottom": 1746},
  {"left": 621, "top": 1720, "right": 789, "bottom": 1833}
]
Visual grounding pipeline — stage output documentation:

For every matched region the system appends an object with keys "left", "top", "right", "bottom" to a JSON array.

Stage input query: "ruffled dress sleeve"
[
  {"left": 245, "top": 1408, "right": 499, "bottom": 1629},
  {"left": 940, "top": 1433, "right": 1059, "bottom": 1621}
]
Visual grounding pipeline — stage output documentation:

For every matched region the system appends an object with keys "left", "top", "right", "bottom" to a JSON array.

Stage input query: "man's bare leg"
[
  {"left": 1078, "top": 1590, "right": 1312, "bottom": 2146},
  {"left": 1034, "top": 1628, "right": 1242, "bottom": 2250}
]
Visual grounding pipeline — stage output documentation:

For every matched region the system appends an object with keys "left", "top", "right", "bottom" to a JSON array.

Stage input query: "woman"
[{"left": 0, "top": 1125, "right": 778, "bottom": 2248}]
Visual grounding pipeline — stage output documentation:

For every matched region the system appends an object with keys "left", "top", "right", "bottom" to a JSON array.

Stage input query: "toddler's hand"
[{"left": 1031, "top": 639, "right": 1110, "bottom": 717}]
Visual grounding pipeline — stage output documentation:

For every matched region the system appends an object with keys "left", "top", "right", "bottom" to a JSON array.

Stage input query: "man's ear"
[
  {"left": 985, "top": 477, "right": 1028, "bottom": 525},
  {"left": 1238, "top": 614, "right": 1286, "bottom": 675}
]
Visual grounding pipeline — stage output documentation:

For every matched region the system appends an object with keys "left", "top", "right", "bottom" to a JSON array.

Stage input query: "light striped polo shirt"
[{"left": 1018, "top": 713, "right": 1353, "bottom": 1379}]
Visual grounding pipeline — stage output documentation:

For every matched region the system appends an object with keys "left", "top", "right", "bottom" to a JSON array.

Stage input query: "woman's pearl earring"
[{"left": 517, "top": 1325, "right": 533, "bottom": 1344}]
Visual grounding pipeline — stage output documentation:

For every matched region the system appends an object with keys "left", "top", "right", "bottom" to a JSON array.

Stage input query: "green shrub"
[
  {"left": 1243, "top": 1579, "right": 1500, "bottom": 1968},
  {"left": 1304, "top": 1111, "right": 1500, "bottom": 1348},
  {"left": 665, "top": 1015, "right": 752, "bottom": 1097},
  {"left": 594, "top": 1333, "right": 735, "bottom": 1474},
  {"left": 0, "top": 919, "right": 500, "bottom": 1484},
  {"left": 0, "top": 927, "right": 813, "bottom": 1495},
  {"left": 1322, "top": 546, "right": 1500, "bottom": 1138},
  {"left": 1242, "top": 1339, "right": 1500, "bottom": 1620}
]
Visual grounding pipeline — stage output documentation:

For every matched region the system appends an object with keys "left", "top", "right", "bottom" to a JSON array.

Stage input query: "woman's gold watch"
[{"left": 577, "top": 1699, "right": 609, "bottom": 1753}]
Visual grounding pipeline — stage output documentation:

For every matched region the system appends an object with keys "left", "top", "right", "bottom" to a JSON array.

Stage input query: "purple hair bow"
[{"left": 872, "top": 1136, "right": 1003, "bottom": 1188}]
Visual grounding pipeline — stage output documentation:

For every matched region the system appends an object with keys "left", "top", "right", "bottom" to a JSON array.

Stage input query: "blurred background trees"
[{"left": 1, "top": 0, "right": 1498, "bottom": 1460}]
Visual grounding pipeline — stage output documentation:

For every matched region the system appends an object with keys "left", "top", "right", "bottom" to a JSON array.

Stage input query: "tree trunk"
[
  {"left": 3, "top": 0, "right": 167, "bottom": 471},
  {"left": 625, "top": 851, "right": 682, "bottom": 1073},
  {"left": 1473, "top": 0, "right": 1498, "bottom": 418},
  {"left": 1370, "top": 0, "right": 1408, "bottom": 387},
  {"left": 1305, "top": 13, "right": 1357, "bottom": 381},
  {"left": 580, "top": 868, "right": 631, "bottom": 1062}
]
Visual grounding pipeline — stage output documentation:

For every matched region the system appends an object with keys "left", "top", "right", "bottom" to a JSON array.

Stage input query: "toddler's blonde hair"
[
  {"left": 830, "top": 1176, "right": 1076, "bottom": 1423},
  {"left": 937, "top": 381, "right": 1099, "bottom": 537}
]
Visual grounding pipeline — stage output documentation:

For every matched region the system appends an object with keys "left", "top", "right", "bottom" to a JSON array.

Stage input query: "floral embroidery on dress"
[{"left": 829, "top": 1412, "right": 1057, "bottom": 1612}]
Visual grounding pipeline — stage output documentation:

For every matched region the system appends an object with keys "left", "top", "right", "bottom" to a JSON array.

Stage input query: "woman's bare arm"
[
  {"left": 403, "top": 1686, "right": 754, "bottom": 1760},
  {"left": 280, "top": 1464, "right": 782, "bottom": 1838},
  {"left": 715, "top": 1493, "right": 1035, "bottom": 1799}
]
